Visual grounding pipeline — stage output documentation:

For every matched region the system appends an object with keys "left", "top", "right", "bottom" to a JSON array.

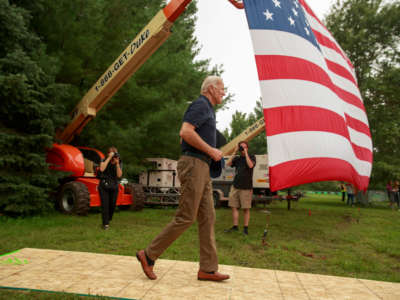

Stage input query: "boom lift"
[
  {"left": 220, "top": 117, "right": 265, "bottom": 156},
  {"left": 46, "top": 0, "right": 245, "bottom": 215}
]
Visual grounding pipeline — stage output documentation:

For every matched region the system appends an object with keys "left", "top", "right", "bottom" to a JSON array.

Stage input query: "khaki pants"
[
  {"left": 228, "top": 186, "right": 253, "bottom": 209},
  {"left": 146, "top": 156, "right": 218, "bottom": 272}
]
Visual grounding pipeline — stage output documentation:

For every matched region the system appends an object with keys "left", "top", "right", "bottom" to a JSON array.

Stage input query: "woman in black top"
[{"left": 98, "top": 146, "right": 122, "bottom": 229}]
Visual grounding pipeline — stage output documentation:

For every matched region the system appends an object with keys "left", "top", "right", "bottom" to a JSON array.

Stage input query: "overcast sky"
[{"left": 193, "top": 0, "right": 335, "bottom": 131}]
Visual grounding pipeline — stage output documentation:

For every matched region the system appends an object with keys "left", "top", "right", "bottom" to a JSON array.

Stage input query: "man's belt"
[{"left": 182, "top": 151, "right": 211, "bottom": 165}]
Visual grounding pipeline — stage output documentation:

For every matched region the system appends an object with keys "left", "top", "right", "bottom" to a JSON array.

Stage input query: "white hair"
[{"left": 200, "top": 75, "right": 222, "bottom": 94}]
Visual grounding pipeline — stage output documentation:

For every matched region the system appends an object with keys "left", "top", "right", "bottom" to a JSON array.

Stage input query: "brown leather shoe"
[
  {"left": 136, "top": 250, "right": 157, "bottom": 280},
  {"left": 197, "top": 270, "right": 230, "bottom": 281}
]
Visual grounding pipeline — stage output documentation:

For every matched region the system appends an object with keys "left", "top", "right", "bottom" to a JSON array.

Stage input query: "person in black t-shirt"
[
  {"left": 224, "top": 141, "right": 256, "bottom": 235},
  {"left": 98, "top": 146, "right": 122, "bottom": 229}
]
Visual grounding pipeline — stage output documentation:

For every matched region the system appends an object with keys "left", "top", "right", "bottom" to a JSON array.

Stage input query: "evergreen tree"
[{"left": 0, "top": 0, "right": 70, "bottom": 216}]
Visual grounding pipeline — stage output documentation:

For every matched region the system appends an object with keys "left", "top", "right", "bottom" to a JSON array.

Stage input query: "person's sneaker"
[
  {"left": 102, "top": 224, "right": 110, "bottom": 230},
  {"left": 224, "top": 226, "right": 238, "bottom": 233}
]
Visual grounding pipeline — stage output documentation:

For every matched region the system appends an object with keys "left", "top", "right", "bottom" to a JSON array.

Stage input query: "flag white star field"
[{"left": 243, "top": 0, "right": 373, "bottom": 191}]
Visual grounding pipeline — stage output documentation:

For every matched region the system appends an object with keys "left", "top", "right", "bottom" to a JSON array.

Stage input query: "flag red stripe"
[
  {"left": 298, "top": 0, "right": 355, "bottom": 70},
  {"left": 298, "top": 0, "right": 322, "bottom": 27},
  {"left": 264, "top": 106, "right": 373, "bottom": 163},
  {"left": 326, "top": 59, "right": 357, "bottom": 85},
  {"left": 265, "top": 106, "right": 348, "bottom": 137},
  {"left": 269, "top": 157, "right": 370, "bottom": 191},
  {"left": 352, "top": 143, "right": 373, "bottom": 163},
  {"left": 255, "top": 55, "right": 365, "bottom": 111},
  {"left": 335, "top": 85, "right": 365, "bottom": 112},
  {"left": 345, "top": 114, "right": 371, "bottom": 138},
  {"left": 312, "top": 30, "right": 355, "bottom": 72}
]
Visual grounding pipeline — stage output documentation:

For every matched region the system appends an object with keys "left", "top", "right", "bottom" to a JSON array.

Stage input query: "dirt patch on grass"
[{"left": 335, "top": 214, "right": 360, "bottom": 230}]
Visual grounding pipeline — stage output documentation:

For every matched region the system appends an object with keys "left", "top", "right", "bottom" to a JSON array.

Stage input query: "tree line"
[{"left": 0, "top": 0, "right": 399, "bottom": 216}]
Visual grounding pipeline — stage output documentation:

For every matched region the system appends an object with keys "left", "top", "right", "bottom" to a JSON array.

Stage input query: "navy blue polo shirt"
[{"left": 181, "top": 95, "right": 216, "bottom": 156}]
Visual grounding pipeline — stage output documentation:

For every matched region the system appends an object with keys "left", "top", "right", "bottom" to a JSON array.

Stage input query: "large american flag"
[{"left": 243, "top": 0, "right": 373, "bottom": 191}]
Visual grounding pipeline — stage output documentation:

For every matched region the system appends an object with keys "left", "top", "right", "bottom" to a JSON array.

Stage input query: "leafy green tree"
[
  {"left": 227, "top": 111, "right": 249, "bottom": 138},
  {"left": 325, "top": 0, "right": 400, "bottom": 188},
  {"left": 247, "top": 100, "right": 267, "bottom": 154},
  {"left": 224, "top": 100, "right": 267, "bottom": 155},
  {"left": 0, "top": 0, "right": 70, "bottom": 216}
]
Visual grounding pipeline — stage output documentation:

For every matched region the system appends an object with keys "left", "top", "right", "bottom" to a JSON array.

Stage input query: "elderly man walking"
[{"left": 136, "top": 76, "right": 230, "bottom": 282}]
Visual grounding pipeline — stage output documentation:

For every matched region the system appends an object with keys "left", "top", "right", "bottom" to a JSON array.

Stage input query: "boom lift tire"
[
  {"left": 57, "top": 181, "right": 90, "bottom": 216},
  {"left": 130, "top": 183, "right": 145, "bottom": 211}
]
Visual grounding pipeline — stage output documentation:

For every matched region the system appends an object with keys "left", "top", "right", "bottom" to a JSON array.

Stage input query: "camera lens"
[{"left": 239, "top": 146, "right": 244, "bottom": 152}]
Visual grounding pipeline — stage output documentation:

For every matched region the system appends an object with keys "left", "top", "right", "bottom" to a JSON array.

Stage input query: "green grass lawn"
[{"left": 0, "top": 194, "right": 399, "bottom": 299}]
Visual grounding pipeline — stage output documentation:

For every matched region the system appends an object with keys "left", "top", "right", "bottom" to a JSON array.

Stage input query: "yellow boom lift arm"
[
  {"left": 57, "top": 0, "right": 244, "bottom": 143},
  {"left": 220, "top": 117, "right": 265, "bottom": 156}
]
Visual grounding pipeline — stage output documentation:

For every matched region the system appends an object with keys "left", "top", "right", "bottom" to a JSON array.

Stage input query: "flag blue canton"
[{"left": 243, "top": 0, "right": 320, "bottom": 51}]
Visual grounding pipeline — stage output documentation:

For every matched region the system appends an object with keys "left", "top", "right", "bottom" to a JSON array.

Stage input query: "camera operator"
[
  {"left": 98, "top": 146, "right": 122, "bottom": 230},
  {"left": 224, "top": 141, "right": 256, "bottom": 235}
]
